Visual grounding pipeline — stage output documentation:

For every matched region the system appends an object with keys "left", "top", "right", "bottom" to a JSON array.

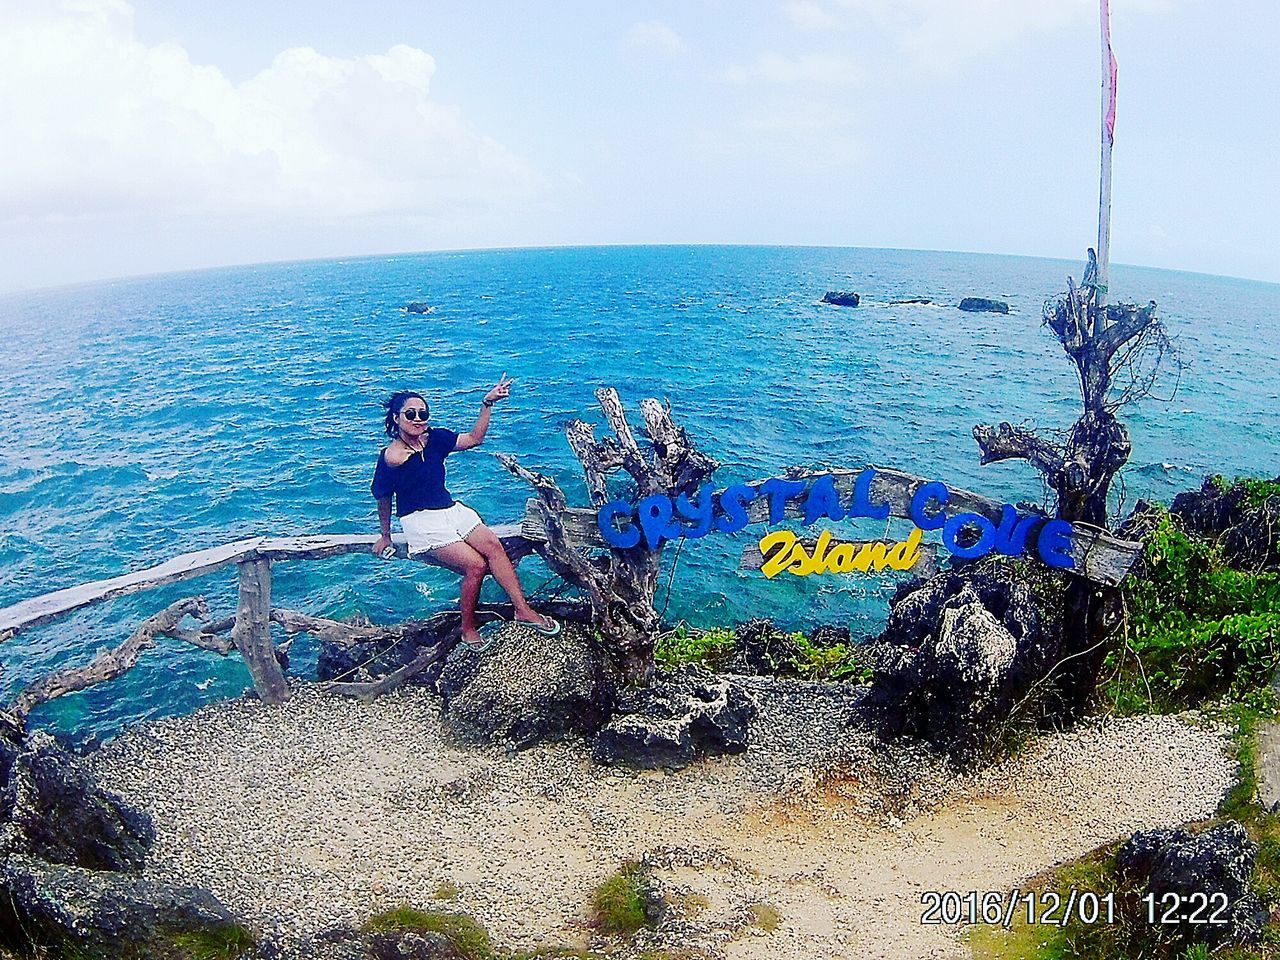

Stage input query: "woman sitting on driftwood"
[{"left": 371, "top": 377, "right": 560, "bottom": 651}]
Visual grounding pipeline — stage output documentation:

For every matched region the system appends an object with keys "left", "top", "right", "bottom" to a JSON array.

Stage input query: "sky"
[{"left": 0, "top": 0, "right": 1276, "bottom": 293}]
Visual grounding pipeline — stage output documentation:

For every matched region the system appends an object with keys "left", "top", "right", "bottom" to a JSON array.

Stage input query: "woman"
[{"left": 371, "top": 375, "right": 560, "bottom": 650}]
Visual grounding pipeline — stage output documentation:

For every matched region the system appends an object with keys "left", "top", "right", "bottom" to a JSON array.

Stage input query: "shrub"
[
  {"left": 655, "top": 620, "right": 871, "bottom": 681},
  {"left": 783, "top": 631, "right": 872, "bottom": 682},
  {"left": 363, "top": 906, "right": 492, "bottom": 959},
  {"left": 1107, "top": 506, "right": 1280, "bottom": 713},
  {"left": 655, "top": 624, "right": 737, "bottom": 669},
  {"left": 589, "top": 861, "right": 655, "bottom": 937}
]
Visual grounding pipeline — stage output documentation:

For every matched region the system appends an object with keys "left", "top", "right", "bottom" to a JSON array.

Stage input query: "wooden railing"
[
  {"left": 0, "top": 465, "right": 1144, "bottom": 723},
  {"left": 0, "top": 525, "right": 536, "bottom": 715}
]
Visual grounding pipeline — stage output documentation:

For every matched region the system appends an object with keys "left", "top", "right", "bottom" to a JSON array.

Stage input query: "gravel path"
[{"left": 89, "top": 682, "right": 1235, "bottom": 959}]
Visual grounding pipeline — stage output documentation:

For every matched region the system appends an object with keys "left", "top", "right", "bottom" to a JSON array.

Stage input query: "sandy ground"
[{"left": 90, "top": 682, "right": 1236, "bottom": 960}]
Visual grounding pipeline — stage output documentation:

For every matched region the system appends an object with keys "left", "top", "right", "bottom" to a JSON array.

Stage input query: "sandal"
[
  {"left": 458, "top": 628, "right": 500, "bottom": 654},
  {"left": 520, "top": 613, "right": 561, "bottom": 637}
]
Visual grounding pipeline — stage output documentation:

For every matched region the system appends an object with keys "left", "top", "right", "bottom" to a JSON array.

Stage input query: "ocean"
[{"left": 1, "top": 245, "right": 1277, "bottom": 740}]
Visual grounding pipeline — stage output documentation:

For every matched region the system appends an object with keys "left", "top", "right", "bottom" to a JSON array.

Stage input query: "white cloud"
[
  {"left": 830, "top": 0, "right": 1096, "bottom": 71},
  {"left": 782, "top": 1, "right": 843, "bottom": 31},
  {"left": 0, "top": 0, "right": 538, "bottom": 223},
  {"left": 621, "top": 20, "right": 689, "bottom": 59},
  {"left": 720, "top": 52, "right": 862, "bottom": 87}
]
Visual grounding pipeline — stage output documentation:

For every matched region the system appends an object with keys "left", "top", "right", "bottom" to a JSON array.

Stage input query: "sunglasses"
[{"left": 400, "top": 408, "right": 428, "bottom": 422}]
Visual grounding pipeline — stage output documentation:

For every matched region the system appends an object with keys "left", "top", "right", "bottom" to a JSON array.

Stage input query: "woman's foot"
[
  {"left": 514, "top": 611, "right": 561, "bottom": 636},
  {"left": 459, "top": 628, "right": 497, "bottom": 653}
]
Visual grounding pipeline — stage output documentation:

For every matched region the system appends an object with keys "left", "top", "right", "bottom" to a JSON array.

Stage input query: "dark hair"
[{"left": 382, "top": 391, "right": 428, "bottom": 438}]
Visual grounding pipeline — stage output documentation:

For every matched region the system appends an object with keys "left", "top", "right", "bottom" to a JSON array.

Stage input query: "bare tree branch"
[
  {"left": 322, "top": 643, "right": 448, "bottom": 700},
  {"left": 9, "top": 597, "right": 208, "bottom": 719},
  {"left": 501, "top": 389, "right": 717, "bottom": 682},
  {"left": 972, "top": 422, "right": 1066, "bottom": 479},
  {"left": 1096, "top": 301, "right": 1158, "bottom": 358},
  {"left": 596, "top": 386, "right": 658, "bottom": 493},
  {"left": 565, "top": 419, "right": 617, "bottom": 508}
]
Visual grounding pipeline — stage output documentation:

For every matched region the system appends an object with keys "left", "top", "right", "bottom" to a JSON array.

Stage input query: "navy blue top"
[{"left": 371, "top": 427, "right": 460, "bottom": 516}]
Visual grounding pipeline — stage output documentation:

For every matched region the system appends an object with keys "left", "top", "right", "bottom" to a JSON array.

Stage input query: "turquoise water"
[{"left": 1, "top": 246, "right": 1277, "bottom": 740}]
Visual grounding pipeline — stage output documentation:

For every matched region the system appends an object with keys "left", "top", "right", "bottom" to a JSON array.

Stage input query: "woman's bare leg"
[
  {"left": 425, "top": 541, "right": 489, "bottom": 644},
  {"left": 463, "top": 524, "right": 553, "bottom": 628}
]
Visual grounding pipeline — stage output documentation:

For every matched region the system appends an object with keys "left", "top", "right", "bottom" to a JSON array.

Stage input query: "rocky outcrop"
[
  {"left": 957, "top": 297, "right": 1009, "bottom": 314},
  {"left": 821, "top": 291, "right": 860, "bottom": 307},
  {"left": 861, "top": 558, "right": 1068, "bottom": 761},
  {"left": 1116, "top": 822, "right": 1267, "bottom": 946},
  {"left": 1, "top": 854, "right": 238, "bottom": 954},
  {"left": 438, "top": 623, "right": 618, "bottom": 749},
  {"left": 404, "top": 302, "right": 434, "bottom": 314},
  {"left": 0, "top": 712, "right": 243, "bottom": 957},
  {"left": 0, "top": 719, "right": 152, "bottom": 871},
  {"left": 1171, "top": 475, "right": 1280, "bottom": 570},
  {"left": 594, "top": 665, "right": 756, "bottom": 770}
]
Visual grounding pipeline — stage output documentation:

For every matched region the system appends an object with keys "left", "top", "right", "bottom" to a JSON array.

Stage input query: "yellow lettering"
[
  {"left": 759, "top": 530, "right": 797, "bottom": 579},
  {"left": 827, "top": 542, "right": 856, "bottom": 573},
  {"left": 757, "top": 526, "right": 926, "bottom": 577},
  {"left": 804, "top": 530, "right": 834, "bottom": 574},
  {"left": 863, "top": 541, "right": 890, "bottom": 570},
  {"left": 887, "top": 527, "right": 924, "bottom": 570}
]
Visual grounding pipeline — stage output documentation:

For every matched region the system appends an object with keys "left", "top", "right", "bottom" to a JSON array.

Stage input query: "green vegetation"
[
  {"left": 655, "top": 624, "right": 738, "bottom": 669},
  {"left": 970, "top": 709, "right": 1280, "bottom": 960},
  {"left": 364, "top": 905, "right": 493, "bottom": 959},
  {"left": 747, "top": 902, "right": 781, "bottom": 932},
  {"left": 159, "top": 926, "right": 256, "bottom": 960},
  {"left": 589, "top": 861, "right": 657, "bottom": 937},
  {"left": 433, "top": 880, "right": 462, "bottom": 900},
  {"left": 784, "top": 631, "right": 873, "bottom": 682},
  {"left": 1106, "top": 504, "right": 1280, "bottom": 714},
  {"left": 655, "top": 622, "right": 872, "bottom": 682},
  {"left": 1238, "top": 477, "right": 1280, "bottom": 510}
]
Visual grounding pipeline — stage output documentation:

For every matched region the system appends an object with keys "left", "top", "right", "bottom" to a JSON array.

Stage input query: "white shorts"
[{"left": 400, "top": 502, "right": 483, "bottom": 555}]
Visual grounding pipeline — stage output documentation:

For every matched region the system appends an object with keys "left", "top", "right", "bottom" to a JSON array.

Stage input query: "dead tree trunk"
[
  {"left": 973, "top": 253, "right": 1171, "bottom": 716},
  {"left": 499, "top": 387, "right": 717, "bottom": 684}
]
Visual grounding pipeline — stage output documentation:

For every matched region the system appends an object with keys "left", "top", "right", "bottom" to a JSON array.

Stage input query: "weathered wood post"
[{"left": 232, "top": 557, "right": 289, "bottom": 704}]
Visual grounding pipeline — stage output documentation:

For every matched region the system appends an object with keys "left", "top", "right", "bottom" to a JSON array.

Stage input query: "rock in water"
[
  {"left": 404, "top": 301, "right": 434, "bottom": 314},
  {"left": 957, "top": 297, "right": 1009, "bottom": 314},
  {"left": 593, "top": 665, "right": 757, "bottom": 770},
  {"left": 821, "top": 291, "right": 860, "bottom": 307},
  {"left": 437, "top": 624, "right": 617, "bottom": 748},
  {"left": 1116, "top": 823, "right": 1268, "bottom": 946}
]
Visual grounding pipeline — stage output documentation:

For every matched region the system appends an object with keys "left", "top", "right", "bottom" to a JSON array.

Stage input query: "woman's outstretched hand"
[{"left": 483, "top": 372, "right": 514, "bottom": 406}]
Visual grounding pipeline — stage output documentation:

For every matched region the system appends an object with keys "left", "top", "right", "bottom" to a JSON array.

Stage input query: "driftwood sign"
[{"left": 525, "top": 466, "right": 1143, "bottom": 586}]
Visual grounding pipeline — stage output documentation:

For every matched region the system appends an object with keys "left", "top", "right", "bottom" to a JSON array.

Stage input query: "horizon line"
[{"left": 2, "top": 241, "right": 1276, "bottom": 302}]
